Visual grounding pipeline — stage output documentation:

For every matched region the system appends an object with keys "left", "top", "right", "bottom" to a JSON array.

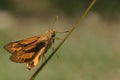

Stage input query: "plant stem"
[{"left": 29, "top": 0, "right": 96, "bottom": 80}]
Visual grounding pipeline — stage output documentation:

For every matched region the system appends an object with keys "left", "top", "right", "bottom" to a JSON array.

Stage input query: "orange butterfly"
[{"left": 4, "top": 29, "right": 56, "bottom": 70}]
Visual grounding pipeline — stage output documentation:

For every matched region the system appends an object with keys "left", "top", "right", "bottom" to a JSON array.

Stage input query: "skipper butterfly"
[{"left": 4, "top": 29, "right": 56, "bottom": 70}]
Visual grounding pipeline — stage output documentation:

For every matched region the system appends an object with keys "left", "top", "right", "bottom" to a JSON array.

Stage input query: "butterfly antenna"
[
  {"left": 51, "top": 16, "right": 59, "bottom": 29},
  {"left": 51, "top": 16, "right": 69, "bottom": 33}
]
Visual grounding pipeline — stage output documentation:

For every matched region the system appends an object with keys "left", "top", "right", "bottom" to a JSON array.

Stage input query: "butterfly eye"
[{"left": 51, "top": 32, "right": 55, "bottom": 38}]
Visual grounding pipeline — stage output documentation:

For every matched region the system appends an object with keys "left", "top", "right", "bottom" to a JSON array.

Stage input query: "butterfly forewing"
[{"left": 4, "top": 36, "right": 40, "bottom": 54}]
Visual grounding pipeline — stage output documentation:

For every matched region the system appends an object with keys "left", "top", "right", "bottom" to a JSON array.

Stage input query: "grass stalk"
[{"left": 29, "top": 0, "right": 96, "bottom": 80}]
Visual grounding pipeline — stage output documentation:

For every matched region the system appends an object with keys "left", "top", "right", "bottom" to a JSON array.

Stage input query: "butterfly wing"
[
  {"left": 4, "top": 35, "right": 49, "bottom": 63},
  {"left": 26, "top": 46, "right": 46, "bottom": 70},
  {"left": 4, "top": 36, "right": 40, "bottom": 54},
  {"left": 9, "top": 41, "right": 46, "bottom": 63}
]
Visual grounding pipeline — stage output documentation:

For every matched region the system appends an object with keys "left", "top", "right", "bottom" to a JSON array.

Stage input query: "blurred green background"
[{"left": 0, "top": 0, "right": 120, "bottom": 80}]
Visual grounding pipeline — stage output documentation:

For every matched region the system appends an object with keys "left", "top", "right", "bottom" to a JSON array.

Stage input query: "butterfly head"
[{"left": 46, "top": 28, "right": 56, "bottom": 39}]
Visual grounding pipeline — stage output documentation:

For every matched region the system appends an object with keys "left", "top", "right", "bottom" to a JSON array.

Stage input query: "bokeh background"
[{"left": 0, "top": 0, "right": 120, "bottom": 80}]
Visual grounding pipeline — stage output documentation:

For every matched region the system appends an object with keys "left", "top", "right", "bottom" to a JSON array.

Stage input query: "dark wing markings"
[
  {"left": 4, "top": 36, "right": 40, "bottom": 54},
  {"left": 10, "top": 42, "right": 46, "bottom": 63}
]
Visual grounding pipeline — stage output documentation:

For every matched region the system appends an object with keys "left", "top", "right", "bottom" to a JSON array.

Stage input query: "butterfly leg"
[
  {"left": 41, "top": 54, "right": 46, "bottom": 63},
  {"left": 55, "top": 37, "right": 63, "bottom": 40},
  {"left": 26, "top": 62, "right": 34, "bottom": 71},
  {"left": 51, "top": 43, "right": 59, "bottom": 58}
]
